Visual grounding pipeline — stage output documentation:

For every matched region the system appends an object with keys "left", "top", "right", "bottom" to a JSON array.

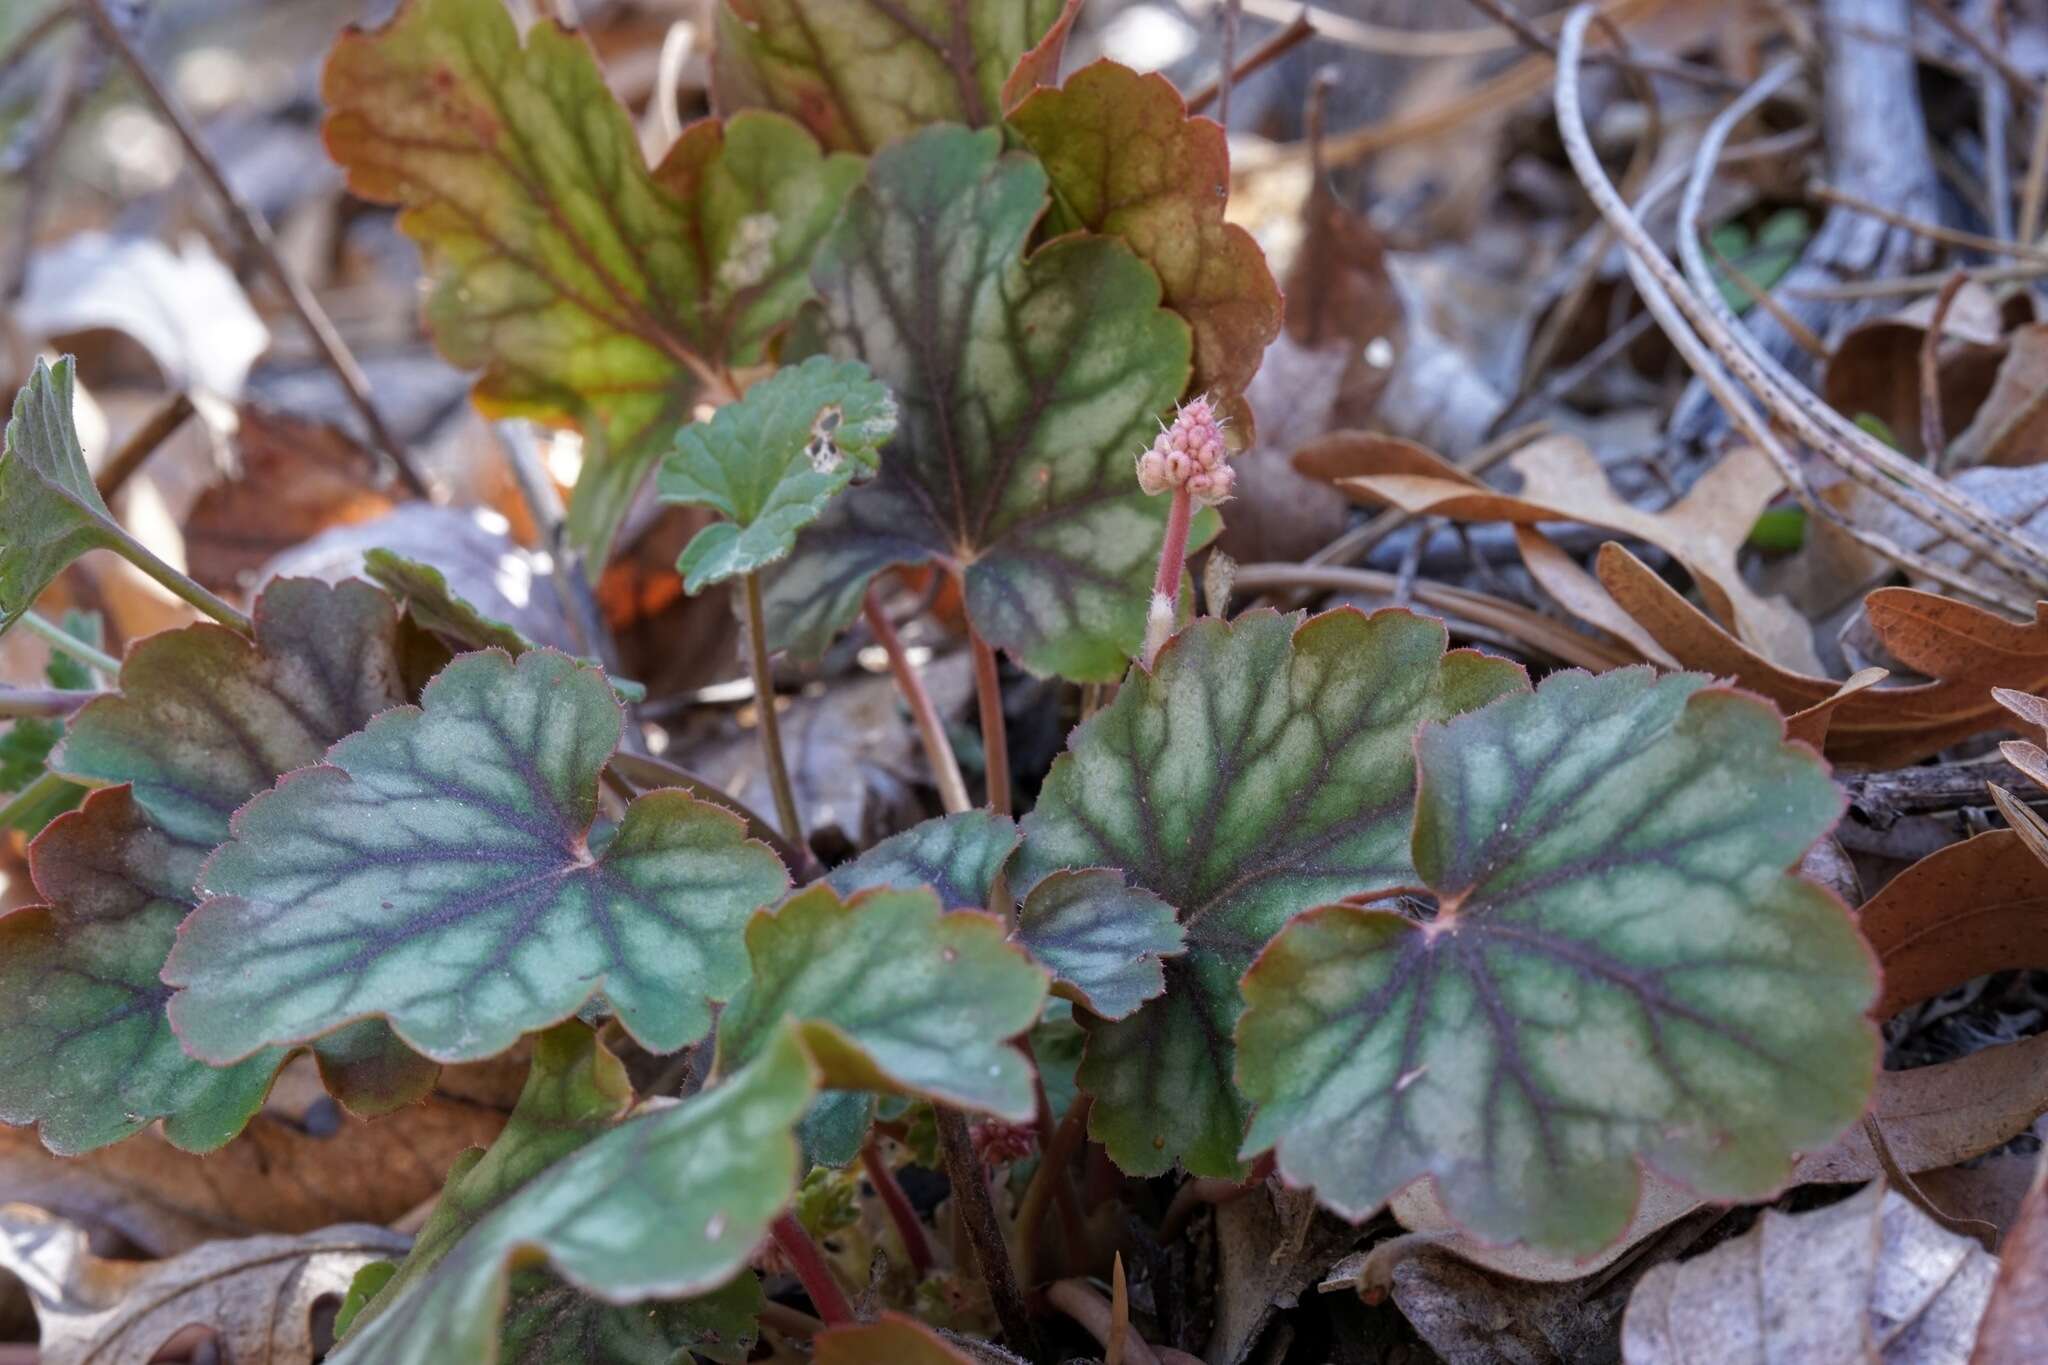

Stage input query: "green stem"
[
  {"left": 111, "top": 531, "right": 251, "bottom": 634},
  {"left": 17, "top": 610, "right": 119, "bottom": 677},
  {"left": 740, "top": 571, "right": 805, "bottom": 852},
  {"left": 0, "top": 769, "right": 74, "bottom": 829}
]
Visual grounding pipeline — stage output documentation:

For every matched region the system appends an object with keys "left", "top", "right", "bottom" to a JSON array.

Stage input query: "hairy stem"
[
  {"left": 936, "top": 1106, "right": 1038, "bottom": 1356},
  {"left": 0, "top": 686, "right": 98, "bottom": 719},
  {"left": 0, "top": 769, "right": 73, "bottom": 828},
  {"left": 861, "top": 1136, "right": 936, "bottom": 1278},
  {"left": 769, "top": 1212, "right": 853, "bottom": 1325},
  {"left": 17, "top": 610, "right": 119, "bottom": 677},
  {"left": 967, "top": 626, "right": 1011, "bottom": 817},
  {"left": 863, "top": 589, "right": 971, "bottom": 815},
  {"left": 741, "top": 571, "right": 805, "bottom": 851},
  {"left": 112, "top": 531, "right": 252, "bottom": 634},
  {"left": 1143, "top": 487, "right": 1194, "bottom": 669}
]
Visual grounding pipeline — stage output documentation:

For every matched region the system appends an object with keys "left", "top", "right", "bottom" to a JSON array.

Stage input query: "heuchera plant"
[{"left": 0, "top": 0, "right": 1883, "bottom": 1359}]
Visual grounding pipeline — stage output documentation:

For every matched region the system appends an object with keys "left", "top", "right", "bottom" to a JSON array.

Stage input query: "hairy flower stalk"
[{"left": 1138, "top": 396, "right": 1232, "bottom": 667}]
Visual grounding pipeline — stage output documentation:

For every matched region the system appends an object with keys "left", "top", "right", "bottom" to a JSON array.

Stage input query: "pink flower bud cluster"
[
  {"left": 1136, "top": 396, "right": 1233, "bottom": 506},
  {"left": 970, "top": 1116, "right": 1037, "bottom": 1168}
]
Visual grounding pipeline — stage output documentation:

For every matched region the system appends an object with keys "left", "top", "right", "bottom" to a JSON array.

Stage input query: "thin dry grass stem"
[
  {"left": 1666, "top": 53, "right": 2048, "bottom": 595},
  {"left": 1922, "top": 269, "right": 1970, "bottom": 471},
  {"left": 1554, "top": 17, "right": 2041, "bottom": 611},
  {"left": 1187, "top": 6, "right": 1313, "bottom": 115},
  {"left": 1231, "top": 563, "right": 1640, "bottom": 671},
  {"left": 1806, "top": 180, "right": 2048, "bottom": 264}
]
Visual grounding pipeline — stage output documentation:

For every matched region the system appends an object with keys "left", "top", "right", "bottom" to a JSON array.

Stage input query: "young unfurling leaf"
[
  {"left": 1015, "top": 608, "right": 1524, "bottom": 1177},
  {"left": 660, "top": 355, "right": 897, "bottom": 592},
  {"left": 1236, "top": 668, "right": 1880, "bottom": 1256}
]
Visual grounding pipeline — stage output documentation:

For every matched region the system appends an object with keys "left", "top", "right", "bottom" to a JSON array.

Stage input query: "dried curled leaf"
[
  {"left": 1, "top": 1203, "right": 408, "bottom": 1365},
  {"left": 715, "top": 884, "right": 1049, "bottom": 1120},
  {"left": 764, "top": 124, "right": 1205, "bottom": 681},
  {"left": 1015, "top": 607, "right": 1524, "bottom": 1177},
  {"left": 660, "top": 355, "right": 897, "bottom": 591},
  {"left": 1237, "top": 668, "right": 1879, "bottom": 1256},
  {"left": 1622, "top": 1182, "right": 1996, "bottom": 1362},
  {"left": 323, "top": 0, "right": 861, "bottom": 558},
  {"left": 1596, "top": 543, "right": 2048, "bottom": 767},
  {"left": 712, "top": 0, "right": 1079, "bottom": 153},
  {"left": 164, "top": 648, "right": 790, "bottom": 1065},
  {"left": 1012, "top": 60, "right": 1282, "bottom": 416}
]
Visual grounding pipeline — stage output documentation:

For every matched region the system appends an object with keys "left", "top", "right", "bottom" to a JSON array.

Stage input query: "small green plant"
[{"left": 0, "top": 1, "right": 1886, "bottom": 1360}]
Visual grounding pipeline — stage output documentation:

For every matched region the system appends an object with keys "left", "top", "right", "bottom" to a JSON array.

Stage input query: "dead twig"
[
  {"left": 94, "top": 390, "right": 194, "bottom": 501},
  {"left": 1562, "top": 29, "right": 2045, "bottom": 608},
  {"left": 1921, "top": 269, "right": 1969, "bottom": 470},
  {"left": 1230, "top": 563, "right": 1641, "bottom": 671},
  {"left": 1806, "top": 179, "right": 2048, "bottom": 264},
  {"left": 1186, "top": 5, "right": 1313, "bottom": 116},
  {"left": 72, "top": 0, "right": 435, "bottom": 501},
  {"left": 1785, "top": 261, "right": 2048, "bottom": 299},
  {"left": 1915, "top": 0, "right": 2038, "bottom": 106},
  {"left": 1460, "top": 0, "right": 1735, "bottom": 89}
]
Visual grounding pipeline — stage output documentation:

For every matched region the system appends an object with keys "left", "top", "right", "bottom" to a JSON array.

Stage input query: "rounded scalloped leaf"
[
  {"left": 3, "top": 578, "right": 422, "bottom": 1153},
  {"left": 0, "top": 788, "right": 284, "bottom": 1155},
  {"left": 763, "top": 123, "right": 1211, "bottom": 682},
  {"left": 821, "top": 809, "right": 1019, "bottom": 910},
  {"left": 56, "top": 577, "right": 406, "bottom": 847},
  {"left": 1014, "top": 869, "right": 1183, "bottom": 1020},
  {"left": 1015, "top": 607, "right": 1527, "bottom": 1177},
  {"left": 163, "top": 648, "right": 790, "bottom": 1065},
  {"left": 1236, "top": 668, "right": 1881, "bottom": 1257},
  {"left": 322, "top": 0, "right": 862, "bottom": 559},
  {"left": 1011, "top": 60, "right": 1282, "bottom": 414},
  {"left": 660, "top": 355, "right": 897, "bottom": 592},
  {"left": 332, "top": 1025, "right": 815, "bottom": 1365},
  {"left": 711, "top": 0, "right": 1079, "bottom": 153},
  {"left": 715, "top": 884, "right": 1050, "bottom": 1120}
]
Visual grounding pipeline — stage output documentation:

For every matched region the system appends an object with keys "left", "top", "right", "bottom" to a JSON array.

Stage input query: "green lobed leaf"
[
  {"left": 1, "top": 580, "right": 421, "bottom": 1154},
  {"left": 1014, "top": 869, "right": 1182, "bottom": 1021},
  {"left": 711, "top": 0, "right": 1079, "bottom": 154},
  {"left": 501, "top": 1270, "right": 761, "bottom": 1365},
  {"left": 1236, "top": 668, "right": 1881, "bottom": 1256},
  {"left": 1011, "top": 61, "right": 1282, "bottom": 415},
  {"left": 822, "top": 809, "right": 1018, "bottom": 909},
  {"left": 797, "top": 1089, "right": 876, "bottom": 1169},
  {"left": 323, "top": 0, "right": 862, "bottom": 559},
  {"left": 659, "top": 355, "right": 898, "bottom": 591},
  {"left": 366, "top": 548, "right": 534, "bottom": 655},
  {"left": 0, "top": 358, "right": 116, "bottom": 632},
  {"left": 348, "top": 1023, "right": 632, "bottom": 1337},
  {"left": 56, "top": 577, "right": 406, "bottom": 847},
  {"left": 164, "top": 648, "right": 791, "bottom": 1065},
  {"left": 763, "top": 124, "right": 1211, "bottom": 682},
  {"left": 0, "top": 788, "right": 285, "bottom": 1155},
  {"left": 1015, "top": 607, "right": 1526, "bottom": 1177},
  {"left": 331, "top": 1023, "right": 815, "bottom": 1365},
  {"left": 715, "top": 883, "right": 1049, "bottom": 1120}
]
